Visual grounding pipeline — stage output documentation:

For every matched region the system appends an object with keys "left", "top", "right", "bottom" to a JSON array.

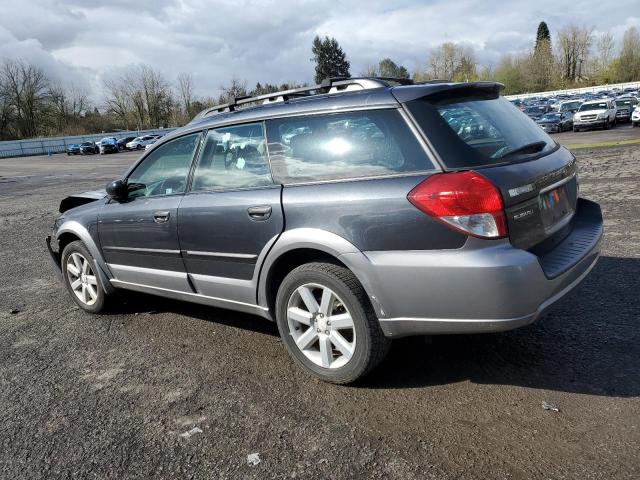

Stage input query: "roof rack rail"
[{"left": 196, "top": 76, "right": 413, "bottom": 120}]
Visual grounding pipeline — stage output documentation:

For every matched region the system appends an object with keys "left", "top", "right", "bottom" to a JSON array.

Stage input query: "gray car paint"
[{"left": 49, "top": 82, "right": 604, "bottom": 338}]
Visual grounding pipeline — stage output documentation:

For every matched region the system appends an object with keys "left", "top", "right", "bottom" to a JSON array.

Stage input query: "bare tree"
[
  {"left": 177, "top": 73, "right": 194, "bottom": 119},
  {"left": 48, "top": 83, "right": 88, "bottom": 134},
  {"left": 361, "top": 63, "right": 378, "bottom": 77},
  {"left": 104, "top": 77, "right": 133, "bottom": 129},
  {"left": 1, "top": 59, "right": 49, "bottom": 138},
  {"left": 218, "top": 76, "right": 247, "bottom": 104},
  {"left": 615, "top": 27, "right": 640, "bottom": 82},
  {"left": 557, "top": 25, "right": 594, "bottom": 83},
  {"left": 425, "top": 43, "right": 476, "bottom": 81}
]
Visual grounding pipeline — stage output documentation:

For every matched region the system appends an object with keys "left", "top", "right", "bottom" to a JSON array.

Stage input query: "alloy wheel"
[
  {"left": 66, "top": 252, "right": 99, "bottom": 306},
  {"left": 286, "top": 283, "right": 356, "bottom": 369}
]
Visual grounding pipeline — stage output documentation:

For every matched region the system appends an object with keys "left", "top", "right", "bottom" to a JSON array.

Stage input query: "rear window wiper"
[{"left": 493, "top": 141, "right": 547, "bottom": 159}]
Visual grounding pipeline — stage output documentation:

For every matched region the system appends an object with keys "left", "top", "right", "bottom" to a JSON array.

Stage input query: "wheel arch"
[
  {"left": 56, "top": 220, "right": 114, "bottom": 293},
  {"left": 258, "top": 228, "right": 383, "bottom": 320}
]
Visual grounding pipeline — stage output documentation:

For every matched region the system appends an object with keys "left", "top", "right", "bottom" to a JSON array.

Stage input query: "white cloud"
[{"left": 0, "top": 0, "right": 638, "bottom": 103}]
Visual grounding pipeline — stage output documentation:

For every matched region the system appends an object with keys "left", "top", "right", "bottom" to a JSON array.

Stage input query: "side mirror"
[{"left": 106, "top": 179, "right": 128, "bottom": 201}]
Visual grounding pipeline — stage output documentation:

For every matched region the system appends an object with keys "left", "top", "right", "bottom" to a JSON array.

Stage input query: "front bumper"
[
  {"left": 356, "top": 199, "right": 603, "bottom": 338},
  {"left": 574, "top": 118, "right": 606, "bottom": 127},
  {"left": 539, "top": 123, "right": 560, "bottom": 133},
  {"left": 46, "top": 235, "right": 62, "bottom": 276}
]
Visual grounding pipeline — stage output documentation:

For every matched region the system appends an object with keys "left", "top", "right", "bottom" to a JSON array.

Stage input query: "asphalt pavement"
[{"left": 0, "top": 134, "right": 639, "bottom": 479}]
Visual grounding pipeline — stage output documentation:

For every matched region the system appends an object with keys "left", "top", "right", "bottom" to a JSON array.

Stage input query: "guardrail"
[
  {"left": 0, "top": 128, "right": 177, "bottom": 159},
  {"left": 505, "top": 81, "right": 640, "bottom": 100}
]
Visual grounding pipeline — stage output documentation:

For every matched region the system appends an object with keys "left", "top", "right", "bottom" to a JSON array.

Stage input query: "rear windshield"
[
  {"left": 560, "top": 101, "right": 581, "bottom": 111},
  {"left": 406, "top": 95, "right": 556, "bottom": 169}
]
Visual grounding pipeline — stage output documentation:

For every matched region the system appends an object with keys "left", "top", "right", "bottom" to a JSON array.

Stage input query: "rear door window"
[
  {"left": 265, "top": 109, "right": 433, "bottom": 183},
  {"left": 406, "top": 95, "right": 556, "bottom": 169}
]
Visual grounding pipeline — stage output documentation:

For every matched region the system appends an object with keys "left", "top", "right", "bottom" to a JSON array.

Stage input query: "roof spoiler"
[{"left": 392, "top": 82, "right": 505, "bottom": 104}]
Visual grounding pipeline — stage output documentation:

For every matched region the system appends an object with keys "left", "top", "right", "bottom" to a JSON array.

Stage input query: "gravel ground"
[{"left": 0, "top": 140, "right": 639, "bottom": 479}]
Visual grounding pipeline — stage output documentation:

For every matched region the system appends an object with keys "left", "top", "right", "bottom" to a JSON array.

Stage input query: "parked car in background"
[
  {"left": 99, "top": 137, "right": 119, "bottom": 154},
  {"left": 126, "top": 135, "right": 160, "bottom": 150},
  {"left": 632, "top": 106, "right": 640, "bottom": 127},
  {"left": 66, "top": 144, "right": 81, "bottom": 155},
  {"left": 536, "top": 112, "right": 573, "bottom": 133},
  {"left": 573, "top": 99, "right": 617, "bottom": 131},
  {"left": 117, "top": 136, "right": 137, "bottom": 151},
  {"left": 524, "top": 105, "right": 552, "bottom": 121},
  {"left": 79, "top": 142, "right": 99, "bottom": 155},
  {"left": 144, "top": 139, "right": 159, "bottom": 150},
  {"left": 558, "top": 100, "right": 583, "bottom": 114},
  {"left": 47, "top": 78, "right": 603, "bottom": 383},
  {"left": 615, "top": 97, "right": 638, "bottom": 123}
]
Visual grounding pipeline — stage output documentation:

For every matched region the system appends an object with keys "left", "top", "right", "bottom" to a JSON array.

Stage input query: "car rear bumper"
[{"left": 353, "top": 199, "right": 603, "bottom": 338}]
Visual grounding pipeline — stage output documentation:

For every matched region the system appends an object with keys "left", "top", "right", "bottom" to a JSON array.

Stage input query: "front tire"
[
  {"left": 275, "top": 262, "right": 390, "bottom": 384},
  {"left": 61, "top": 241, "right": 111, "bottom": 313}
]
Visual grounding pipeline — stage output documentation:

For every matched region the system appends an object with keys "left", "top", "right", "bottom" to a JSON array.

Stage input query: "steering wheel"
[{"left": 150, "top": 177, "right": 185, "bottom": 196}]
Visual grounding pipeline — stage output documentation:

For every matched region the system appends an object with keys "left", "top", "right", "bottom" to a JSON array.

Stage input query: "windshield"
[
  {"left": 406, "top": 95, "right": 555, "bottom": 169},
  {"left": 524, "top": 106, "right": 546, "bottom": 114},
  {"left": 616, "top": 100, "right": 635, "bottom": 107},
  {"left": 579, "top": 102, "right": 608, "bottom": 112},
  {"left": 541, "top": 113, "right": 561, "bottom": 121}
]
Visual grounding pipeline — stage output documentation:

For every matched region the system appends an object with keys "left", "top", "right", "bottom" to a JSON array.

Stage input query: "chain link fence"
[{"left": 0, "top": 128, "right": 177, "bottom": 158}]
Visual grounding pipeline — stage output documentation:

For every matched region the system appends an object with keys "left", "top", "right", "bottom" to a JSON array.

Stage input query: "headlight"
[{"left": 597, "top": 113, "right": 606, "bottom": 119}]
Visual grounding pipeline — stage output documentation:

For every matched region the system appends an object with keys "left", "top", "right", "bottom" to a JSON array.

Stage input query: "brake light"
[{"left": 408, "top": 171, "right": 508, "bottom": 239}]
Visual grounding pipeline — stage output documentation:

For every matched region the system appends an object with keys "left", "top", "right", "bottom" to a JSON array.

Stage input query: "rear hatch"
[{"left": 401, "top": 83, "right": 578, "bottom": 251}]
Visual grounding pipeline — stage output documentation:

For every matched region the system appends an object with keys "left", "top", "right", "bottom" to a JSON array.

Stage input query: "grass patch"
[{"left": 564, "top": 138, "right": 640, "bottom": 150}]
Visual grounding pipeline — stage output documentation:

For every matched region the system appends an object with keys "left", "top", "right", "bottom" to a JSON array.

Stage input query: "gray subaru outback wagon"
[{"left": 47, "top": 78, "right": 603, "bottom": 383}]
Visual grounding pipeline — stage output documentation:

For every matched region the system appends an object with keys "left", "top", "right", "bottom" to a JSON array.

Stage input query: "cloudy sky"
[{"left": 0, "top": 0, "right": 638, "bottom": 102}]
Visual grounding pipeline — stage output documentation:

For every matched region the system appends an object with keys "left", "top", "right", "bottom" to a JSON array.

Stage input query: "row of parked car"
[
  {"left": 511, "top": 87, "right": 640, "bottom": 133},
  {"left": 66, "top": 134, "right": 164, "bottom": 156}
]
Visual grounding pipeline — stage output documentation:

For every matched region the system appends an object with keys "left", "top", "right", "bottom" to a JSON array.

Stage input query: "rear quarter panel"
[{"left": 281, "top": 175, "right": 466, "bottom": 251}]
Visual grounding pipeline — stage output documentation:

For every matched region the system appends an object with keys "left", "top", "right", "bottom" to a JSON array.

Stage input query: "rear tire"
[
  {"left": 61, "top": 241, "right": 112, "bottom": 313},
  {"left": 275, "top": 262, "right": 390, "bottom": 384}
]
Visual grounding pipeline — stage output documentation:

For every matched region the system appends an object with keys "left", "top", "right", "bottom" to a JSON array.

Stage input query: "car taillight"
[{"left": 407, "top": 171, "right": 508, "bottom": 239}]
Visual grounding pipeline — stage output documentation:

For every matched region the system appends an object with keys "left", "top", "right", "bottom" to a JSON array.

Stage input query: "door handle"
[
  {"left": 153, "top": 210, "right": 170, "bottom": 224},
  {"left": 247, "top": 205, "right": 272, "bottom": 220}
]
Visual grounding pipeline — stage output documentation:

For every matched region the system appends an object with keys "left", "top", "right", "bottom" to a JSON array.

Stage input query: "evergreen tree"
[
  {"left": 532, "top": 21, "right": 554, "bottom": 91},
  {"left": 377, "top": 58, "right": 410, "bottom": 79},
  {"left": 535, "top": 21, "right": 551, "bottom": 52},
  {"left": 311, "top": 36, "right": 351, "bottom": 84}
]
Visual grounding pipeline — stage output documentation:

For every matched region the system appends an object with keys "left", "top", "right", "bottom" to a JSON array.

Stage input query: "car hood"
[{"left": 59, "top": 189, "right": 107, "bottom": 213}]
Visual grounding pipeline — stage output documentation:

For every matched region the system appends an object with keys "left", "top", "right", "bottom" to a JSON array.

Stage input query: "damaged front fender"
[{"left": 59, "top": 190, "right": 106, "bottom": 213}]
